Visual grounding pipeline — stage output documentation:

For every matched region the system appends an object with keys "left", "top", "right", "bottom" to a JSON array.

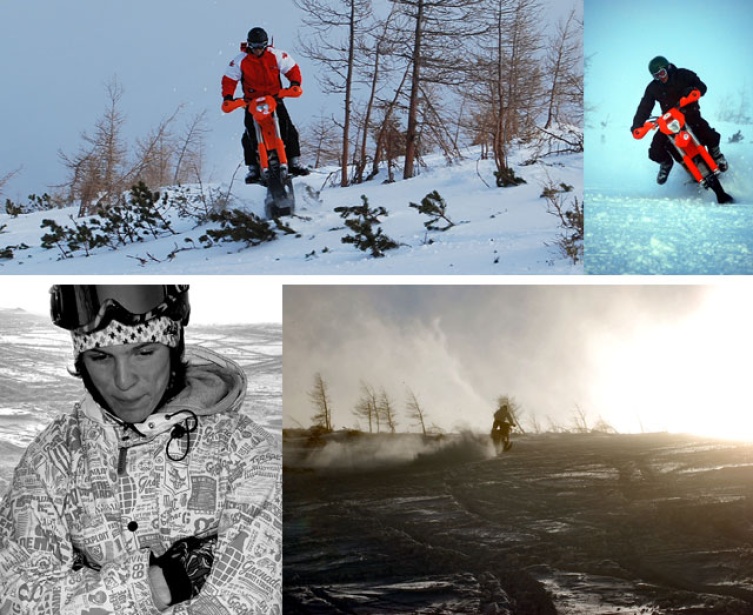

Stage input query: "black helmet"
[
  {"left": 50, "top": 285, "right": 190, "bottom": 334},
  {"left": 247, "top": 27, "right": 269, "bottom": 50},
  {"left": 648, "top": 55, "right": 669, "bottom": 76}
]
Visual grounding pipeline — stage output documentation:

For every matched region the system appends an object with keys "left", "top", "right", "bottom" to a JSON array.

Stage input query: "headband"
[{"left": 72, "top": 316, "right": 181, "bottom": 361}]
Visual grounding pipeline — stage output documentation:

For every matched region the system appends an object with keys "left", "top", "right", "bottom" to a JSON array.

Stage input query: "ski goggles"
[
  {"left": 246, "top": 40, "right": 268, "bottom": 50},
  {"left": 51, "top": 285, "right": 190, "bottom": 334},
  {"left": 652, "top": 67, "right": 668, "bottom": 81}
]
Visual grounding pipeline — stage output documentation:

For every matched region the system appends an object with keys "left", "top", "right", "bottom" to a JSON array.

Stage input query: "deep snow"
[
  {"left": 585, "top": 120, "right": 753, "bottom": 274},
  {"left": 583, "top": 0, "right": 753, "bottom": 275},
  {"left": 0, "top": 148, "right": 583, "bottom": 275}
]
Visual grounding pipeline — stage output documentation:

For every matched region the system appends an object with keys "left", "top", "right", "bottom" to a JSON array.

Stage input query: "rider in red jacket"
[{"left": 222, "top": 27, "right": 309, "bottom": 183}]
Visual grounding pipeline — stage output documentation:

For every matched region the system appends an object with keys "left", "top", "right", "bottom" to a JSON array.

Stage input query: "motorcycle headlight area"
[{"left": 667, "top": 119, "right": 682, "bottom": 134}]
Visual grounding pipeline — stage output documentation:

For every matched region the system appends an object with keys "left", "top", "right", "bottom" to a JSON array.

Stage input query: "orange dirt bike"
[
  {"left": 222, "top": 86, "right": 302, "bottom": 218},
  {"left": 632, "top": 88, "right": 732, "bottom": 204}
]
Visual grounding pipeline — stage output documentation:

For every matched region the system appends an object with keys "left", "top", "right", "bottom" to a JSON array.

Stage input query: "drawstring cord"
[
  {"left": 113, "top": 409, "right": 199, "bottom": 473},
  {"left": 165, "top": 410, "right": 199, "bottom": 462}
]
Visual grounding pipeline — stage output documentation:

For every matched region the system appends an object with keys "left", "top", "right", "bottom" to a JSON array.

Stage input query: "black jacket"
[{"left": 632, "top": 64, "right": 708, "bottom": 129}]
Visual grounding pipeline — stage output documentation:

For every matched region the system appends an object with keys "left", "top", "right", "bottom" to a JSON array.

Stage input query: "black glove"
[
  {"left": 223, "top": 94, "right": 234, "bottom": 102},
  {"left": 151, "top": 534, "right": 218, "bottom": 605}
]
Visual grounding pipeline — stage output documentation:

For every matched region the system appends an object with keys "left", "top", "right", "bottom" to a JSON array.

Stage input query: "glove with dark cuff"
[{"left": 151, "top": 534, "right": 218, "bottom": 605}]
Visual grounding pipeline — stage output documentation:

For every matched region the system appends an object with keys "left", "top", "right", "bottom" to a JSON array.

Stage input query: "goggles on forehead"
[
  {"left": 50, "top": 285, "right": 190, "bottom": 334},
  {"left": 653, "top": 67, "right": 668, "bottom": 81}
]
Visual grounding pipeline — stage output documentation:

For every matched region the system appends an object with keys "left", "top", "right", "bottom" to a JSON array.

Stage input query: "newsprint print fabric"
[{"left": 0, "top": 346, "right": 281, "bottom": 614}]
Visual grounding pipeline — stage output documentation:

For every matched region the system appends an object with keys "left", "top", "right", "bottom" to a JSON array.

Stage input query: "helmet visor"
[{"left": 51, "top": 285, "right": 189, "bottom": 334}]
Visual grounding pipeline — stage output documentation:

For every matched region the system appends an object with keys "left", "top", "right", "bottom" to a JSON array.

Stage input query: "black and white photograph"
[{"left": 0, "top": 279, "right": 281, "bottom": 613}]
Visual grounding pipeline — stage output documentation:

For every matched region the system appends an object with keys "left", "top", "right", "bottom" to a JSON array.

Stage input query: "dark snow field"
[
  {"left": 0, "top": 308, "right": 281, "bottom": 497},
  {"left": 284, "top": 431, "right": 753, "bottom": 614}
]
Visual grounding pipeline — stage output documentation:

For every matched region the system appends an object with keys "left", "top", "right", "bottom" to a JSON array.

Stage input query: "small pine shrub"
[
  {"left": 409, "top": 190, "right": 455, "bottom": 231},
  {"left": 334, "top": 195, "right": 399, "bottom": 258},
  {"left": 202, "top": 208, "right": 278, "bottom": 247},
  {"left": 5, "top": 193, "right": 56, "bottom": 217},
  {"left": 728, "top": 130, "right": 743, "bottom": 144},
  {"left": 39, "top": 182, "right": 177, "bottom": 259},
  {"left": 495, "top": 166, "right": 527, "bottom": 188},
  {"left": 90, "top": 182, "right": 176, "bottom": 244}
]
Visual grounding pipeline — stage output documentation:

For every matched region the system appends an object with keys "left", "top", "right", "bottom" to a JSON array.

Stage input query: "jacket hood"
[
  {"left": 79, "top": 346, "right": 247, "bottom": 442},
  {"left": 163, "top": 346, "right": 247, "bottom": 417}
]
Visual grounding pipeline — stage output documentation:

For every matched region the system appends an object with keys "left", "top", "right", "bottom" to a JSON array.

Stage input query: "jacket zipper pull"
[{"left": 117, "top": 447, "right": 128, "bottom": 476}]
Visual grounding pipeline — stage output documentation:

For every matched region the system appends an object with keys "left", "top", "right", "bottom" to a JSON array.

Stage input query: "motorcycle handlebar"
[
  {"left": 221, "top": 85, "right": 303, "bottom": 114},
  {"left": 279, "top": 85, "right": 303, "bottom": 99},
  {"left": 632, "top": 122, "right": 654, "bottom": 140},
  {"left": 678, "top": 88, "right": 701, "bottom": 108},
  {"left": 632, "top": 89, "right": 701, "bottom": 139},
  {"left": 221, "top": 99, "right": 248, "bottom": 114}
]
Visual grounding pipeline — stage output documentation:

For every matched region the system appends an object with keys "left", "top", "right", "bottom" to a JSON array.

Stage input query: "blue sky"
[
  {"left": 1, "top": 0, "right": 579, "bottom": 201},
  {"left": 0, "top": 0, "right": 324, "bottom": 200},
  {"left": 585, "top": 0, "right": 753, "bottom": 131}
]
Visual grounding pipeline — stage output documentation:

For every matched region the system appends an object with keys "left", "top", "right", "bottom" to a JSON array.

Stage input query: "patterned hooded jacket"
[{"left": 0, "top": 346, "right": 281, "bottom": 614}]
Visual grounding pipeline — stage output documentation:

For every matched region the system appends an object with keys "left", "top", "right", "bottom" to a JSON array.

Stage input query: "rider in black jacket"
[{"left": 631, "top": 56, "right": 727, "bottom": 184}]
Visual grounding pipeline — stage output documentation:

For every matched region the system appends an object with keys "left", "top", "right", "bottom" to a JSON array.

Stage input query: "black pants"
[
  {"left": 242, "top": 100, "right": 301, "bottom": 166},
  {"left": 648, "top": 108, "right": 720, "bottom": 164}
]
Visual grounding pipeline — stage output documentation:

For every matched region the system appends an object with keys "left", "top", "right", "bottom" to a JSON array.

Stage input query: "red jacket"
[{"left": 222, "top": 47, "right": 302, "bottom": 100}]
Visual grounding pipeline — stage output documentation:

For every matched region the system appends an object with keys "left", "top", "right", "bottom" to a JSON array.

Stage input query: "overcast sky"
[
  {"left": 1, "top": 0, "right": 578, "bottom": 200},
  {"left": 0, "top": 276, "right": 281, "bottom": 324},
  {"left": 0, "top": 0, "right": 327, "bottom": 200},
  {"left": 283, "top": 284, "right": 753, "bottom": 441}
]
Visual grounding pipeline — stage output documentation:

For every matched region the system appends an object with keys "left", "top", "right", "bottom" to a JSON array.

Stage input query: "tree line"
[
  {"left": 1, "top": 0, "right": 582, "bottom": 214},
  {"left": 308, "top": 372, "right": 444, "bottom": 436},
  {"left": 295, "top": 0, "right": 582, "bottom": 186},
  {"left": 306, "top": 373, "right": 617, "bottom": 436}
]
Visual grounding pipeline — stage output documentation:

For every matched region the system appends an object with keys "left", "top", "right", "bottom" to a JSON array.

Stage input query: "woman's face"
[{"left": 81, "top": 342, "right": 171, "bottom": 423}]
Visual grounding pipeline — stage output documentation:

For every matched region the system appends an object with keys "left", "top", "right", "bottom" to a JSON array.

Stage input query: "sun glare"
[{"left": 591, "top": 287, "right": 753, "bottom": 442}]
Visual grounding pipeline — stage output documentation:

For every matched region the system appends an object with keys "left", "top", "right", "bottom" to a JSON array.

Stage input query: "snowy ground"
[
  {"left": 0, "top": 147, "right": 583, "bottom": 275},
  {"left": 585, "top": 120, "right": 753, "bottom": 274},
  {"left": 284, "top": 431, "right": 753, "bottom": 614}
]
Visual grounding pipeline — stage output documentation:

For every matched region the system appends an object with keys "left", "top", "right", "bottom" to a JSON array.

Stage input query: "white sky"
[
  {"left": 0, "top": 276, "right": 281, "bottom": 324},
  {"left": 284, "top": 283, "right": 753, "bottom": 442}
]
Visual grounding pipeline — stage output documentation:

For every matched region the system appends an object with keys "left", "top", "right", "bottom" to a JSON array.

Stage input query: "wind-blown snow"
[
  {"left": 584, "top": 0, "right": 753, "bottom": 274},
  {"left": 586, "top": 120, "right": 753, "bottom": 274}
]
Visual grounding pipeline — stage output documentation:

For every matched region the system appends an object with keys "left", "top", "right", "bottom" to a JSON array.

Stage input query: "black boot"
[
  {"left": 245, "top": 165, "right": 260, "bottom": 184},
  {"left": 657, "top": 160, "right": 673, "bottom": 185},
  {"left": 710, "top": 146, "right": 728, "bottom": 172},
  {"left": 289, "top": 157, "right": 310, "bottom": 177}
]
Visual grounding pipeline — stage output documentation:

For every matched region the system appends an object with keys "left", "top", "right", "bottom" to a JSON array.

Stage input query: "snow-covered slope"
[{"left": 0, "top": 148, "right": 582, "bottom": 275}]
